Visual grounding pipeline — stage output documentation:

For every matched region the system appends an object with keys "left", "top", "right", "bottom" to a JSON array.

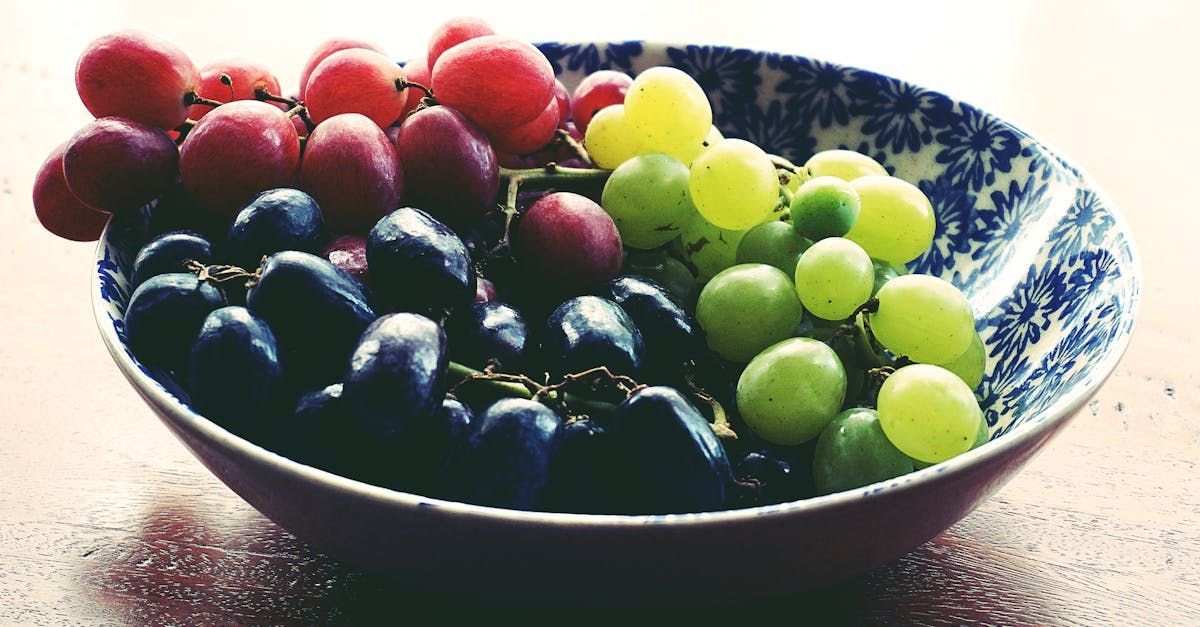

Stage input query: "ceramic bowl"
[{"left": 92, "top": 41, "right": 1140, "bottom": 608}]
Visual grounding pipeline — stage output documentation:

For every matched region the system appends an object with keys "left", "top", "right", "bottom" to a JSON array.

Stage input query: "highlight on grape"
[{"left": 34, "top": 17, "right": 989, "bottom": 514}]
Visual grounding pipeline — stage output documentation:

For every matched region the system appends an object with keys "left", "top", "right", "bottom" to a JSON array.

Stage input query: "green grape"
[
  {"left": 735, "top": 337, "right": 846, "bottom": 445},
  {"left": 584, "top": 105, "right": 643, "bottom": 169},
  {"left": 792, "top": 237, "right": 873, "bottom": 321},
  {"left": 933, "top": 330, "right": 986, "bottom": 389},
  {"left": 622, "top": 249, "right": 698, "bottom": 306},
  {"left": 790, "top": 176, "right": 861, "bottom": 240},
  {"left": 679, "top": 214, "right": 748, "bottom": 282},
  {"left": 805, "top": 149, "right": 888, "bottom": 181},
  {"left": 877, "top": 364, "right": 983, "bottom": 464},
  {"left": 624, "top": 67, "right": 712, "bottom": 162},
  {"left": 871, "top": 259, "right": 904, "bottom": 296},
  {"left": 735, "top": 220, "right": 812, "bottom": 275},
  {"left": 870, "top": 274, "right": 975, "bottom": 364},
  {"left": 601, "top": 154, "right": 697, "bottom": 249},
  {"left": 689, "top": 139, "right": 778, "bottom": 230},
  {"left": 679, "top": 125, "right": 724, "bottom": 165},
  {"left": 696, "top": 264, "right": 804, "bottom": 363},
  {"left": 844, "top": 176, "right": 935, "bottom": 264},
  {"left": 813, "top": 407, "right": 914, "bottom": 494},
  {"left": 913, "top": 416, "right": 989, "bottom": 470},
  {"left": 784, "top": 165, "right": 812, "bottom": 193}
]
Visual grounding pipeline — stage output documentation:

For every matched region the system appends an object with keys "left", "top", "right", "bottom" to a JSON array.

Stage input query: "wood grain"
[{"left": 1, "top": 2, "right": 1198, "bottom": 624}]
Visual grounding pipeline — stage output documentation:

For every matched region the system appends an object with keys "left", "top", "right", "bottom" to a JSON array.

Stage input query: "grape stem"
[
  {"left": 396, "top": 78, "right": 435, "bottom": 102},
  {"left": 184, "top": 259, "right": 261, "bottom": 286},
  {"left": 184, "top": 91, "right": 224, "bottom": 109},
  {"left": 684, "top": 363, "right": 738, "bottom": 441},
  {"left": 253, "top": 86, "right": 299, "bottom": 107},
  {"left": 173, "top": 118, "right": 198, "bottom": 144},
  {"left": 554, "top": 128, "right": 593, "bottom": 166},
  {"left": 447, "top": 361, "right": 616, "bottom": 419}
]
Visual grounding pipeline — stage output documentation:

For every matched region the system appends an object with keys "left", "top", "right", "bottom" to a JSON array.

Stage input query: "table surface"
[{"left": 2, "top": 1, "right": 1198, "bottom": 624}]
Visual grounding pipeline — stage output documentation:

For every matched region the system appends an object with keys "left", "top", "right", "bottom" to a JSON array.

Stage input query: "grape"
[
  {"left": 31, "top": 143, "right": 109, "bottom": 242},
  {"left": 600, "top": 275, "right": 702, "bottom": 373},
  {"left": 300, "top": 113, "right": 403, "bottom": 233},
  {"left": 398, "top": 397, "right": 476, "bottom": 494},
  {"left": 447, "top": 302, "right": 529, "bottom": 370},
  {"left": 442, "top": 398, "right": 561, "bottom": 510},
  {"left": 131, "top": 231, "right": 213, "bottom": 288},
  {"left": 934, "top": 330, "right": 986, "bottom": 389},
  {"left": 735, "top": 337, "right": 847, "bottom": 445},
  {"left": 735, "top": 220, "right": 811, "bottom": 275},
  {"left": 621, "top": 250, "right": 697, "bottom": 306},
  {"left": 63, "top": 117, "right": 178, "bottom": 214},
  {"left": 398, "top": 56, "right": 430, "bottom": 121},
  {"left": 845, "top": 176, "right": 935, "bottom": 264},
  {"left": 734, "top": 450, "right": 811, "bottom": 505},
  {"left": 870, "top": 274, "right": 974, "bottom": 364},
  {"left": 812, "top": 407, "right": 914, "bottom": 495},
  {"left": 612, "top": 386, "right": 732, "bottom": 514},
  {"left": 679, "top": 214, "right": 748, "bottom": 282},
  {"left": 323, "top": 235, "right": 370, "bottom": 287},
  {"left": 690, "top": 139, "right": 778, "bottom": 230},
  {"left": 226, "top": 188, "right": 327, "bottom": 269},
  {"left": 877, "top": 364, "right": 983, "bottom": 464},
  {"left": 552, "top": 81, "right": 571, "bottom": 126},
  {"left": 582, "top": 104, "right": 643, "bottom": 169},
  {"left": 342, "top": 313, "right": 448, "bottom": 443},
  {"left": 790, "top": 176, "right": 860, "bottom": 240},
  {"left": 275, "top": 383, "right": 351, "bottom": 472},
  {"left": 488, "top": 97, "right": 559, "bottom": 155},
  {"left": 541, "top": 296, "right": 644, "bottom": 377},
  {"left": 125, "top": 273, "right": 226, "bottom": 373},
  {"left": 432, "top": 36, "right": 554, "bottom": 130},
  {"left": 305, "top": 49, "right": 408, "bottom": 128},
  {"left": 393, "top": 106, "right": 499, "bottom": 226},
  {"left": 75, "top": 30, "right": 199, "bottom": 130},
  {"left": 793, "top": 237, "right": 873, "bottom": 321},
  {"left": 179, "top": 101, "right": 301, "bottom": 217},
  {"left": 189, "top": 57, "right": 282, "bottom": 119},
  {"left": 516, "top": 192, "right": 623, "bottom": 297},
  {"left": 297, "top": 37, "right": 386, "bottom": 101},
  {"left": 426, "top": 16, "right": 495, "bottom": 68},
  {"left": 474, "top": 278, "right": 498, "bottom": 302},
  {"left": 188, "top": 306, "right": 284, "bottom": 435},
  {"left": 571, "top": 70, "right": 632, "bottom": 135},
  {"left": 544, "top": 419, "right": 623, "bottom": 514},
  {"left": 696, "top": 264, "right": 804, "bottom": 363},
  {"left": 678, "top": 125, "right": 724, "bottom": 165},
  {"left": 871, "top": 259, "right": 904, "bottom": 296},
  {"left": 805, "top": 149, "right": 888, "bottom": 181},
  {"left": 247, "top": 251, "right": 375, "bottom": 389},
  {"left": 624, "top": 67, "right": 711, "bottom": 162},
  {"left": 600, "top": 154, "right": 697, "bottom": 249},
  {"left": 367, "top": 207, "right": 476, "bottom": 316}
]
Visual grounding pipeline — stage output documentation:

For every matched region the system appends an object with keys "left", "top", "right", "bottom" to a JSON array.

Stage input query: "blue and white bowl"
[{"left": 92, "top": 42, "right": 1139, "bottom": 607}]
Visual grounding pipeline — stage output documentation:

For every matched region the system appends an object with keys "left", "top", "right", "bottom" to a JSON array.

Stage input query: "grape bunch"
[{"left": 35, "top": 18, "right": 990, "bottom": 514}]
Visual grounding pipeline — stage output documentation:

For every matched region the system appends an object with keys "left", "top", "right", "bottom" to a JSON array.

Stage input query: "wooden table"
[{"left": 2, "top": 2, "right": 1197, "bottom": 624}]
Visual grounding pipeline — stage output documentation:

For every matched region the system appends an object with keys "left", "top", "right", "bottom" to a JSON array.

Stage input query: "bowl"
[{"left": 92, "top": 41, "right": 1140, "bottom": 607}]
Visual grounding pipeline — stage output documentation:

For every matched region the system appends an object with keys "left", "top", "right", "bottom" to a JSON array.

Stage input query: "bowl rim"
[{"left": 91, "top": 42, "right": 1142, "bottom": 528}]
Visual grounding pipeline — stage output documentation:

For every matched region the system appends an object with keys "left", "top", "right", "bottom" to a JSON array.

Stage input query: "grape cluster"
[{"left": 35, "top": 18, "right": 990, "bottom": 514}]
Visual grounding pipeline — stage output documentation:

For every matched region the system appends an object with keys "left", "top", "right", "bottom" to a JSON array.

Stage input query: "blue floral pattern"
[{"left": 98, "top": 42, "right": 1139, "bottom": 445}]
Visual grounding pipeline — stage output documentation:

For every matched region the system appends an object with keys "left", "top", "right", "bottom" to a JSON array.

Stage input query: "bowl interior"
[{"left": 94, "top": 41, "right": 1138, "bottom": 496}]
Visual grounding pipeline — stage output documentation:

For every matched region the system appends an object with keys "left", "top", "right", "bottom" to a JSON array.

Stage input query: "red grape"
[
  {"left": 75, "top": 30, "right": 199, "bottom": 130},
  {"left": 190, "top": 57, "right": 282, "bottom": 119},
  {"left": 426, "top": 17, "right": 495, "bottom": 68},
  {"left": 305, "top": 49, "right": 408, "bottom": 128},
  {"left": 63, "top": 117, "right": 178, "bottom": 213},
  {"left": 179, "top": 100, "right": 301, "bottom": 217},
  {"left": 393, "top": 106, "right": 498, "bottom": 226},
  {"left": 323, "top": 235, "right": 371, "bottom": 287},
  {"left": 489, "top": 98, "right": 559, "bottom": 155},
  {"left": 32, "top": 143, "right": 110, "bottom": 242},
  {"left": 383, "top": 124, "right": 401, "bottom": 144},
  {"left": 516, "top": 192, "right": 622, "bottom": 295},
  {"left": 552, "top": 79, "right": 571, "bottom": 126},
  {"left": 571, "top": 70, "right": 632, "bottom": 135},
  {"left": 399, "top": 56, "right": 431, "bottom": 122},
  {"left": 431, "top": 36, "right": 554, "bottom": 130},
  {"left": 291, "top": 113, "right": 310, "bottom": 138},
  {"left": 300, "top": 113, "right": 403, "bottom": 234},
  {"left": 474, "top": 278, "right": 497, "bottom": 302},
  {"left": 297, "top": 37, "right": 386, "bottom": 101}
]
